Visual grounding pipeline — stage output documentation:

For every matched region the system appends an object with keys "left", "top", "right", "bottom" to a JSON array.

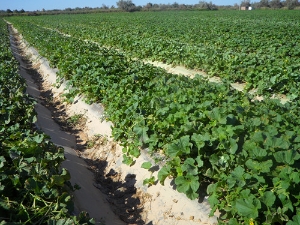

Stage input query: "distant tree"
[
  {"left": 145, "top": 2, "right": 153, "bottom": 10},
  {"left": 101, "top": 4, "right": 109, "bottom": 9},
  {"left": 198, "top": 1, "right": 218, "bottom": 10},
  {"left": 172, "top": 2, "right": 179, "bottom": 8},
  {"left": 6, "top": 9, "right": 12, "bottom": 13},
  {"left": 20, "top": 9, "right": 25, "bottom": 13},
  {"left": 179, "top": 4, "right": 187, "bottom": 9},
  {"left": 233, "top": 3, "right": 240, "bottom": 9},
  {"left": 259, "top": 0, "right": 269, "bottom": 7},
  {"left": 135, "top": 5, "right": 142, "bottom": 11},
  {"left": 116, "top": 0, "right": 137, "bottom": 11},
  {"left": 269, "top": 0, "right": 282, "bottom": 8},
  {"left": 250, "top": 2, "right": 257, "bottom": 7},
  {"left": 158, "top": 3, "right": 169, "bottom": 10},
  {"left": 198, "top": 1, "right": 207, "bottom": 8},
  {"left": 284, "top": 0, "right": 299, "bottom": 9},
  {"left": 241, "top": 0, "right": 251, "bottom": 7},
  {"left": 208, "top": 1, "right": 218, "bottom": 9}
]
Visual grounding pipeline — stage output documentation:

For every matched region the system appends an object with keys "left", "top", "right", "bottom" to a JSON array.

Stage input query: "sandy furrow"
[{"left": 9, "top": 23, "right": 125, "bottom": 225}]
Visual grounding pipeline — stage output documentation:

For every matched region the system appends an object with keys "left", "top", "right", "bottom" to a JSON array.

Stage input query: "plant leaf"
[
  {"left": 287, "top": 215, "right": 300, "bottom": 225},
  {"left": 274, "top": 150, "right": 300, "bottom": 165},
  {"left": 181, "top": 158, "right": 198, "bottom": 175},
  {"left": 158, "top": 165, "right": 171, "bottom": 185},
  {"left": 235, "top": 197, "right": 261, "bottom": 219},
  {"left": 141, "top": 161, "right": 152, "bottom": 170},
  {"left": 261, "top": 191, "right": 276, "bottom": 207},
  {"left": 133, "top": 121, "right": 149, "bottom": 144},
  {"left": 167, "top": 135, "right": 192, "bottom": 158}
]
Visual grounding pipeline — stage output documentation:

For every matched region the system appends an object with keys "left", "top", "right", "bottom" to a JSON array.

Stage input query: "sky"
[{"left": 0, "top": 0, "right": 241, "bottom": 11}]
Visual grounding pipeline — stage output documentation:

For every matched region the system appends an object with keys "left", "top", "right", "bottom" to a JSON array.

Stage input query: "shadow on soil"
[{"left": 38, "top": 75, "right": 150, "bottom": 225}]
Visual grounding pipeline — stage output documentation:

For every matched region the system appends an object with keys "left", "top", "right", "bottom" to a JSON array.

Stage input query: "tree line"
[
  {"left": 1, "top": 0, "right": 300, "bottom": 15},
  {"left": 117, "top": 0, "right": 300, "bottom": 11},
  {"left": 242, "top": 0, "right": 300, "bottom": 9}
]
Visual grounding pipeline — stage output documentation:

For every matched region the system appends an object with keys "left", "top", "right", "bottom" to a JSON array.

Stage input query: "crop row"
[
  {"left": 0, "top": 19, "right": 94, "bottom": 224},
  {"left": 7, "top": 10, "right": 300, "bottom": 99},
  {"left": 7, "top": 18, "right": 300, "bottom": 224}
]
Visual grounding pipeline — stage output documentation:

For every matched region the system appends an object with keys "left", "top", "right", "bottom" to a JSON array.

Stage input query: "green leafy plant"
[
  {"left": 141, "top": 162, "right": 156, "bottom": 186},
  {"left": 67, "top": 114, "right": 84, "bottom": 126},
  {"left": 0, "top": 19, "right": 94, "bottom": 224},
  {"left": 8, "top": 10, "right": 300, "bottom": 97},
  {"left": 6, "top": 12, "right": 300, "bottom": 224}
]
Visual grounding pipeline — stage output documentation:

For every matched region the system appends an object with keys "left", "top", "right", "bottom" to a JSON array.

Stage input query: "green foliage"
[
  {"left": 7, "top": 10, "right": 300, "bottom": 97},
  {"left": 116, "top": 0, "right": 137, "bottom": 12},
  {"left": 5, "top": 11, "right": 300, "bottom": 224},
  {"left": 141, "top": 162, "right": 157, "bottom": 186},
  {"left": 67, "top": 114, "right": 84, "bottom": 126},
  {"left": 142, "top": 176, "right": 156, "bottom": 187},
  {"left": 141, "top": 161, "right": 152, "bottom": 170},
  {"left": 0, "top": 19, "right": 94, "bottom": 224}
]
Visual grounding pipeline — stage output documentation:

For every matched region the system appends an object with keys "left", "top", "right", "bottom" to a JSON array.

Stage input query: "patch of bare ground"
[{"left": 37, "top": 77, "right": 149, "bottom": 224}]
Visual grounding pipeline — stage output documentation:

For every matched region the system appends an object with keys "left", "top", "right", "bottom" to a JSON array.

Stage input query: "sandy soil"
[{"left": 9, "top": 24, "right": 126, "bottom": 225}]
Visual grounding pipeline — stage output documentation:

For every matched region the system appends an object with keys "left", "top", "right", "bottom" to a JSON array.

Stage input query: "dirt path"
[{"left": 9, "top": 25, "right": 126, "bottom": 225}]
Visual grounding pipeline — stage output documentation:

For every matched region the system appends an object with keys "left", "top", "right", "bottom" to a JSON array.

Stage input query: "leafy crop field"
[
  {"left": 5, "top": 10, "right": 300, "bottom": 225},
  {"left": 0, "top": 20, "right": 93, "bottom": 224},
  {"left": 7, "top": 10, "right": 300, "bottom": 98}
]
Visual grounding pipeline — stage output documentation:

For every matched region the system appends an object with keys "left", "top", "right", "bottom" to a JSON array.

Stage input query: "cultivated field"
[
  {"left": 8, "top": 10, "right": 300, "bottom": 96},
  {"left": 4, "top": 10, "right": 300, "bottom": 224}
]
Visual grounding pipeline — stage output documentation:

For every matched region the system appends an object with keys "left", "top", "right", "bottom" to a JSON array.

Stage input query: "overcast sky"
[{"left": 1, "top": 0, "right": 243, "bottom": 11}]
